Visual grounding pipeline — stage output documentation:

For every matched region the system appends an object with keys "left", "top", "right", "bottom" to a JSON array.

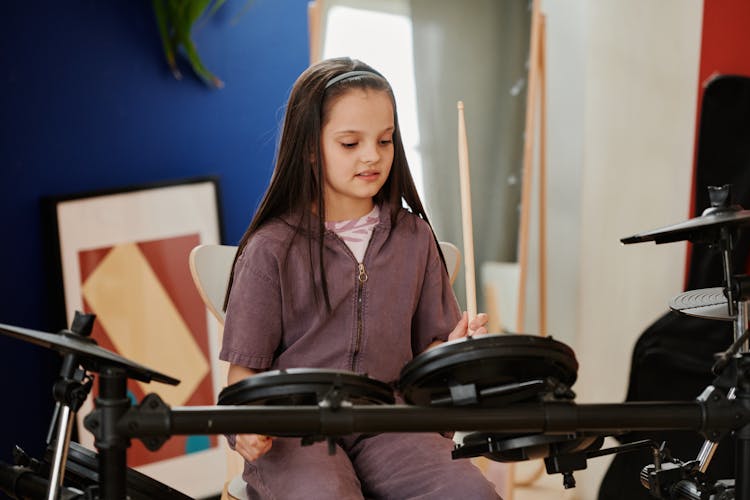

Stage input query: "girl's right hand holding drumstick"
[{"left": 448, "top": 311, "right": 489, "bottom": 341}]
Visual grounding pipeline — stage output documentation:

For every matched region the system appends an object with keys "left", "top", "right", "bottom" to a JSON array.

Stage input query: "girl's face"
[{"left": 320, "top": 88, "right": 394, "bottom": 221}]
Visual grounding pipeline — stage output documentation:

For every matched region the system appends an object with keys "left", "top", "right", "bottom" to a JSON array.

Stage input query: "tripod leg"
[
  {"left": 696, "top": 387, "right": 736, "bottom": 473},
  {"left": 46, "top": 405, "right": 75, "bottom": 500},
  {"left": 696, "top": 440, "right": 719, "bottom": 474}
]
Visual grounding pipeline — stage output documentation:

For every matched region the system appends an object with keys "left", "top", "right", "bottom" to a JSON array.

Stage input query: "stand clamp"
[{"left": 301, "top": 376, "right": 353, "bottom": 455}]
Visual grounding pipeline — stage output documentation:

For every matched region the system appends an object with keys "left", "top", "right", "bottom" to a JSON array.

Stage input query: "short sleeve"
[
  {"left": 410, "top": 231, "right": 462, "bottom": 354},
  {"left": 219, "top": 236, "right": 283, "bottom": 370}
]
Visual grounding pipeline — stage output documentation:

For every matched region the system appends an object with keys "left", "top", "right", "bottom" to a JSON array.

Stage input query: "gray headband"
[{"left": 325, "top": 70, "right": 382, "bottom": 89}]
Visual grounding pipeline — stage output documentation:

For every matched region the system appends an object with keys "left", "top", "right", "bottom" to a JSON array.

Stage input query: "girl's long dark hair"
[{"left": 225, "top": 57, "right": 440, "bottom": 311}]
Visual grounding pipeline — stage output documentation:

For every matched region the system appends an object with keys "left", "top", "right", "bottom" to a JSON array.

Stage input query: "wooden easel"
[
  {"left": 512, "top": 0, "right": 550, "bottom": 493},
  {"left": 483, "top": 0, "right": 547, "bottom": 345},
  {"left": 517, "top": 0, "right": 548, "bottom": 338},
  {"left": 308, "top": 1, "right": 322, "bottom": 63}
]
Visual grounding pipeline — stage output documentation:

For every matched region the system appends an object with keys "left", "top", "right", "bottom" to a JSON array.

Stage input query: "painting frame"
[{"left": 47, "top": 177, "right": 226, "bottom": 498}]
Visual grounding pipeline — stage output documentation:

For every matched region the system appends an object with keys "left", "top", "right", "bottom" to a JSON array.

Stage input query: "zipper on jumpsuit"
[
  {"left": 328, "top": 231, "right": 373, "bottom": 371},
  {"left": 354, "top": 262, "right": 368, "bottom": 367}
]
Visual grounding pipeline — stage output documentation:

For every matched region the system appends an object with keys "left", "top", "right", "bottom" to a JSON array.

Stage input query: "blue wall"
[{"left": 0, "top": 0, "right": 310, "bottom": 468}]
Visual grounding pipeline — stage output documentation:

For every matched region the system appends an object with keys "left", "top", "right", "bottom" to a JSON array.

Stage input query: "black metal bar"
[
  {"left": 737, "top": 436, "right": 750, "bottom": 500},
  {"left": 0, "top": 462, "right": 85, "bottom": 500},
  {"left": 116, "top": 400, "right": 744, "bottom": 439},
  {"left": 96, "top": 367, "right": 129, "bottom": 500},
  {"left": 585, "top": 439, "right": 658, "bottom": 460}
]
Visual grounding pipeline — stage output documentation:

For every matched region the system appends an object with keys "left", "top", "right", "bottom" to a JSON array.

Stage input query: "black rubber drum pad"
[
  {"left": 398, "top": 334, "right": 578, "bottom": 407},
  {"left": 217, "top": 368, "right": 395, "bottom": 406}
]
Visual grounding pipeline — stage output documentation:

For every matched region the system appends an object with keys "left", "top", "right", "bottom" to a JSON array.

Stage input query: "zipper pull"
[{"left": 358, "top": 263, "right": 368, "bottom": 283}]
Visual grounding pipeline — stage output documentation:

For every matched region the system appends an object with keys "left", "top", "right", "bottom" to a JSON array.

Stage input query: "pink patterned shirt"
[{"left": 324, "top": 205, "right": 380, "bottom": 262}]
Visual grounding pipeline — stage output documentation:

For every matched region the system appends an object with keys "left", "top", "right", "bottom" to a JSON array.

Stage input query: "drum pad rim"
[{"left": 217, "top": 367, "right": 395, "bottom": 406}]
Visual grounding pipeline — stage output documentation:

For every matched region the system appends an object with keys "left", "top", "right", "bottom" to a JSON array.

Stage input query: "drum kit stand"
[{"left": 1, "top": 185, "right": 750, "bottom": 500}]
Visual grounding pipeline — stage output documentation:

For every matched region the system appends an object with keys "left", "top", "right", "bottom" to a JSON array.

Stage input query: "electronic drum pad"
[
  {"left": 398, "top": 333, "right": 578, "bottom": 408},
  {"left": 217, "top": 368, "right": 395, "bottom": 407},
  {"left": 453, "top": 431, "right": 603, "bottom": 463},
  {"left": 397, "top": 333, "right": 600, "bottom": 463}
]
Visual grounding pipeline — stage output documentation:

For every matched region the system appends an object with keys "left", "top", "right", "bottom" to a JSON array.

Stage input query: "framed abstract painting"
[{"left": 49, "top": 177, "right": 226, "bottom": 497}]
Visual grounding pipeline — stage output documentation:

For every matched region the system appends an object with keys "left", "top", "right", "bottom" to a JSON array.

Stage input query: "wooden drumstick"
[{"left": 457, "top": 101, "right": 477, "bottom": 319}]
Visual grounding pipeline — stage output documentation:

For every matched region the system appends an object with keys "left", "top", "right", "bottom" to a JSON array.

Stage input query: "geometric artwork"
[
  {"left": 79, "top": 236, "right": 215, "bottom": 465},
  {"left": 53, "top": 179, "right": 225, "bottom": 497}
]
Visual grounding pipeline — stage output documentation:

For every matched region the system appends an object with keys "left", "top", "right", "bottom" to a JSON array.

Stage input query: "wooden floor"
[
  {"left": 485, "top": 460, "right": 581, "bottom": 500},
  {"left": 513, "top": 471, "right": 578, "bottom": 500}
]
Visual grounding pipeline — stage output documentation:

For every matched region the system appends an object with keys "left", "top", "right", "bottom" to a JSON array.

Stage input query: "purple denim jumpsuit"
[{"left": 221, "top": 205, "right": 500, "bottom": 499}]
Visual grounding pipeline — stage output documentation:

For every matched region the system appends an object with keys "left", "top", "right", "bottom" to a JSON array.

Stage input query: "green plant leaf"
[
  {"left": 152, "top": 0, "right": 182, "bottom": 80},
  {"left": 182, "top": 36, "right": 225, "bottom": 89},
  {"left": 152, "top": 0, "right": 234, "bottom": 89},
  {"left": 186, "top": 0, "right": 213, "bottom": 28}
]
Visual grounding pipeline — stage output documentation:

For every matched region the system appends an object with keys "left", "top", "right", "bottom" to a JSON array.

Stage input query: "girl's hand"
[
  {"left": 226, "top": 365, "right": 273, "bottom": 461},
  {"left": 447, "top": 311, "right": 489, "bottom": 341},
  {"left": 234, "top": 434, "right": 274, "bottom": 462}
]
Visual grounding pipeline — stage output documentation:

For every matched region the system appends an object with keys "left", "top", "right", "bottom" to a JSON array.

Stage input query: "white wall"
[{"left": 534, "top": 1, "right": 704, "bottom": 497}]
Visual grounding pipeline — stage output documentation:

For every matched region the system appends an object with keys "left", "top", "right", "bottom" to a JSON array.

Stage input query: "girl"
[{"left": 220, "top": 57, "right": 500, "bottom": 499}]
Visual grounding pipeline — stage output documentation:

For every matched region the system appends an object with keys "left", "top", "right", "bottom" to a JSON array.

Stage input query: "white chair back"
[
  {"left": 188, "top": 244, "right": 237, "bottom": 326},
  {"left": 438, "top": 241, "right": 461, "bottom": 286}
]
